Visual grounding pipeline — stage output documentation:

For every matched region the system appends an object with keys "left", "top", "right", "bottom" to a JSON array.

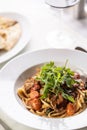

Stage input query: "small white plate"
[
  {"left": 0, "top": 49, "right": 87, "bottom": 130},
  {"left": 0, "top": 12, "right": 31, "bottom": 63}
]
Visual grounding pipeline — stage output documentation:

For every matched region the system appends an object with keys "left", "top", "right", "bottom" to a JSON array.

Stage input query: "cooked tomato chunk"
[
  {"left": 66, "top": 103, "right": 76, "bottom": 116},
  {"left": 29, "top": 91, "right": 40, "bottom": 99},
  {"left": 28, "top": 98, "right": 42, "bottom": 111}
]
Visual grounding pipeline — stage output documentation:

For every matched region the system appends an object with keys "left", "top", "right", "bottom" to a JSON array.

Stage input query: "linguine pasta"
[{"left": 17, "top": 62, "right": 87, "bottom": 118}]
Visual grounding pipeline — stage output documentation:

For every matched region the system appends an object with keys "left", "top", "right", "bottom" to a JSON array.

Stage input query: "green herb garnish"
[{"left": 36, "top": 61, "right": 77, "bottom": 103}]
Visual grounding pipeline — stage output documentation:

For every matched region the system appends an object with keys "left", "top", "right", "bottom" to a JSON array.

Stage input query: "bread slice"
[{"left": 0, "top": 16, "right": 21, "bottom": 51}]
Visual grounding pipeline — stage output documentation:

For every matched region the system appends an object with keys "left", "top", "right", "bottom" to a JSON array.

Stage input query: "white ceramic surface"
[
  {"left": 0, "top": 12, "right": 31, "bottom": 63},
  {"left": 0, "top": 48, "right": 87, "bottom": 130}
]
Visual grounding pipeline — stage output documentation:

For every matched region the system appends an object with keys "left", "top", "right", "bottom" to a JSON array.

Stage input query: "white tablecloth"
[{"left": 0, "top": 0, "right": 87, "bottom": 130}]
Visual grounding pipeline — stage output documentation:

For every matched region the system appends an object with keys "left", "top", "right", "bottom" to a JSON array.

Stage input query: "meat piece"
[
  {"left": 24, "top": 78, "right": 34, "bottom": 93},
  {"left": 57, "top": 94, "right": 63, "bottom": 105},
  {"left": 73, "top": 72, "right": 80, "bottom": 79},
  {"left": 50, "top": 94, "right": 66, "bottom": 111},
  {"left": 57, "top": 99, "right": 68, "bottom": 109},
  {"left": 31, "top": 83, "right": 41, "bottom": 91}
]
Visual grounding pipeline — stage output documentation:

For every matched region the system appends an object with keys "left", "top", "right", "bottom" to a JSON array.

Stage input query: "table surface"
[{"left": 0, "top": 0, "right": 87, "bottom": 130}]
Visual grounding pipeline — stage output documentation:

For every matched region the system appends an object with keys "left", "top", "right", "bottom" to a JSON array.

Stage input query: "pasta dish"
[{"left": 17, "top": 61, "right": 87, "bottom": 118}]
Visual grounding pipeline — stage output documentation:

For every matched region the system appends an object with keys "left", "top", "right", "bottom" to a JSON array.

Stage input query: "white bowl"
[{"left": 0, "top": 48, "right": 87, "bottom": 130}]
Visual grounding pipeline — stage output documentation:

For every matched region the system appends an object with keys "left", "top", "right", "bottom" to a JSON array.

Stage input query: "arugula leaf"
[
  {"left": 62, "top": 92, "right": 75, "bottom": 103},
  {"left": 36, "top": 61, "right": 76, "bottom": 103}
]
